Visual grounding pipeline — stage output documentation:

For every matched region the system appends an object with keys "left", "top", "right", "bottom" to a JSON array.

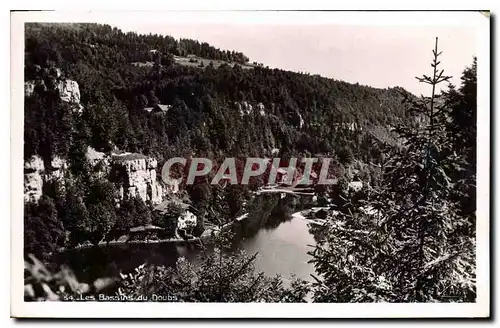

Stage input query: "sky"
[{"left": 112, "top": 23, "right": 477, "bottom": 96}]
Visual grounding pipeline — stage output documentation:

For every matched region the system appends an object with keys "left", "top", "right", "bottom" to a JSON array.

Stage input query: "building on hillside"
[
  {"left": 276, "top": 167, "right": 292, "bottom": 185},
  {"left": 143, "top": 104, "right": 172, "bottom": 113},
  {"left": 333, "top": 122, "right": 362, "bottom": 132},
  {"left": 348, "top": 174, "right": 363, "bottom": 192}
]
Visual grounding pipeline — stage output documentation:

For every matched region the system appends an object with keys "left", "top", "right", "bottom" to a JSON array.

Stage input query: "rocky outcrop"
[
  {"left": 56, "top": 80, "right": 80, "bottom": 104},
  {"left": 85, "top": 147, "right": 110, "bottom": 178},
  {"left": 85, "top": 148, "right": 169, "bottom": 204},
  {"left": 256, "top": 103, "right": 266, "bottom": 116},
  {"left": 47, "top": 156, "right": 68, "bottom": 182},
  {"left": 86, "top": 146, "right": 107, "bottom": 165},
  {"left": 234, "top": 101, "right": 268, "bottom": 117},
  {"left": 297, "top": 113, "right": 304, "bottom": 129},
  {"left": 25, "top": 81, "right": 36, "bottom": 98},
  {"left": 24, "top": 156, "right": 45, "bottom": 203},
  {"left": 56, "top": 80, "right": 83, "bottom": 113},
  {"left": 110, "top": 153, "right": 165, "bottom": 205},
  {"left": 24, "top": 80, "right": 46, "bottom": 98},
  {"left": 24, "top": 149, "right": 168, "bottom": 205},
  {"left": 25, "top": 75, "right": 83, "bottom": 113},
  {"left": 24, "top": 155, "right": 68, "bottom": 202},
  {"left": 235, "top": 101, "right": 255, "bottom": 117}
]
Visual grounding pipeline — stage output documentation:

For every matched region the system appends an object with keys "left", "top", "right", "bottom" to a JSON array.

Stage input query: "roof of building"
[
  {"left": 154, "top": 198, "right": 193, "bottom": 213},
  {"left": 111, "top": 152, "right": 148, "bottom": 161},
  {"left": 156, "top": 104, "right": 171, "bottom": 112},
  {"left": 143, "top": 104, "right": 171, "bottom": 113},
  {"left": 130, "top": 224, "right": 163, "bottom": 233}
]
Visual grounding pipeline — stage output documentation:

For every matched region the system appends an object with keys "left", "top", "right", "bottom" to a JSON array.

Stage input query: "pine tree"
[
  {"left": 24, "top": 196, "right": 65, "bottom": 259},
  {"left": 310, "top": 38, "right": 476, "bottom": 302}
]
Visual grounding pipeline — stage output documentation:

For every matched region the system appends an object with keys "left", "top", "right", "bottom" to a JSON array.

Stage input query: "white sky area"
[{"left": 112, "top": 23, "right": 477, "bottom": 96}]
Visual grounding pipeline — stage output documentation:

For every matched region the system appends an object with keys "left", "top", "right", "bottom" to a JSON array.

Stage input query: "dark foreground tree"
[
  {"left": 115, "top": 189, "right": 309, "bottom": 302},
  {"left": 310, "top": 38, "right": 476, "bottom": 302},
  {"left": 116, "top": 239, "right": 308, "bottom": 302},
  {"left": 24, "top": 196, "right": 65, "bottom": 259}
]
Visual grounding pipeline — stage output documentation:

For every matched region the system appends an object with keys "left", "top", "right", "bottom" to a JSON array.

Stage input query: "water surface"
[{"left": 55, "top": 194, "right": 317, "bottom": 283}]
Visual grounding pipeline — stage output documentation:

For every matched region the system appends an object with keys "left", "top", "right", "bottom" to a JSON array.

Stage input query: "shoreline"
[
  {"left": 57, "top": 212, "right": 254, "bottom": 253},
  {"left": 56, "top": 236, "right": 203, "bottom": 253},
  {"left": 55, "top": 191, "right": 324, "bottom": 254}
]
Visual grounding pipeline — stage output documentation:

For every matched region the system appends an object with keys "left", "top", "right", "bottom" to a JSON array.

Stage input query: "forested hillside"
[
  {"left": 25, "top": 23, "right": 411, "bottom": 166},
  {"left": 22, "top": 24, "right": 477, "bottom": 304},
  {"left": 20, "top": 23, "right": 477, "bottom": 302},
  {"left": 23, "top": 23, "right": 414, "bottom": 257}
]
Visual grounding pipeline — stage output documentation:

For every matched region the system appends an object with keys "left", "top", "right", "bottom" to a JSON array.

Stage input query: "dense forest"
[
  {"left": 23, "top": 23, "right": 476, "bottom": 303},
  {"left": 24, "top": 23, "right": 411, "bottom": 163},
  {"left": 23, "top": 23, "right": 411, "bottom": 255}
]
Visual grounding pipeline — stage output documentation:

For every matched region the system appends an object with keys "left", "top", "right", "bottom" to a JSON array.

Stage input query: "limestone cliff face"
[
  {"left": 291, "top": 112, "right": 304, "bottom": 129},
  {"left": 24, "top": 80, "right": 47, "bottom": 98},
  {"left": 24, "top": 155, "right": 68, "bottom": 202},
  {"left": 235, "top": 101, "right": 254, "bottom": 117},
  {"left": 110, "top": 153, "right": 165, "bottom": 205},
  {"left": 298, "top": 113, "right": 304, "bottom": 129},
  {"left": 256, "top": 102, "right": 266, "bottom": 116},
  {"left": 85, "top": 147, "right": 111, "bottom": 179},
  {"left": 24, "top": 156, "right": 45, "bottom": 203},
  {"left": 25, "top": 81, "right": 36, "bottom": 97},
  {"left": 56, "top": 79, "right": 83, "bottom": 113},
  {"left": 56, "top": 80, "right": 81, "bottom": 104},
  {"left": 235, "top": 101, "right": 268, "bottom": 117},
  {"left": 25, "top": 77, "right": 83, "bottom": 113},
  {"left": 47, "top": 156, "right": 69, "bottom": 182},
  {"left": 24, "top": 149, "right": 167, "bottom": 205}
]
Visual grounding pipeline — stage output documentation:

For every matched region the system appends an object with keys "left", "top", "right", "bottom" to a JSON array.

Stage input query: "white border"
[{"left": 10, "top": 10, "right": 490, "bottom": 318}]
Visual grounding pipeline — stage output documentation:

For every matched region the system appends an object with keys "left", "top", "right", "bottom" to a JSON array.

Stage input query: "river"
[{"left": 54, "top": 193, "right": 318, "bottom": 284}]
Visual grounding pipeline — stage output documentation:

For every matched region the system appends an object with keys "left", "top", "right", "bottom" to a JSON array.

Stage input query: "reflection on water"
[
  {"left": 54, "top": 193, "right": 317, "bottom": 283},
  {"left": 241, "top": 215, "right": 316, "bottom": 283},
  {"left": 53, "top": 241, "right": 200, "bottom": 282}
]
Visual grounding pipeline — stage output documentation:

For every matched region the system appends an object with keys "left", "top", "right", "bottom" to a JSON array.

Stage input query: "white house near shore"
[{"left": 348, "top": 181, "right": 363, "bottom": 192}]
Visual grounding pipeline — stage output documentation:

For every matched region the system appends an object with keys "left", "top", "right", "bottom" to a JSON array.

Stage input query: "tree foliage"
[
  {"left": 23, "top": 24, "right": 477, "bottom": 303},
  {"left": 310, "top": 39, "right": 476, "bottom": 302}
]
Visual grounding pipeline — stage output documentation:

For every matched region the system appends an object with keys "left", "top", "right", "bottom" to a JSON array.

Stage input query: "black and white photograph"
[{"left": 9, "top": 9, "right": 490, "bottom": 319}]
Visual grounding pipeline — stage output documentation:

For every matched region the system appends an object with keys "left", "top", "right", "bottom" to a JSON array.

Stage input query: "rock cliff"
[
  {"left": 24, "top": 149, "right": 167, "bottom": 206},
  {"left": 24, "top": 155, "right": 68, "bottom": 202},
  {"left": 24, "top": 156, "right": 45, "bottom": 203},
  {"left": 56, "top": 80, "right": 81, "bottom": 104},
  {"left": 25, "top": 77, "right": 83, "bottom": 113},
  {"left": 256, "top": 102, "right": 266, "bottom": 116},
  {"left": 110, "top": 152, "right": 165, "bottom": 205}
]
